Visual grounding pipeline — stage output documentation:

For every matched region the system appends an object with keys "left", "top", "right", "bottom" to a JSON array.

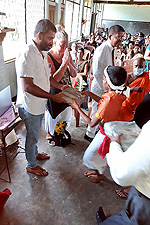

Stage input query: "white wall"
[
  {"left": 103, "top": 4, "right": 150, "bottom": 22},
  {"left": 5, "top": 61, "right": 17, "bottom": 98},
  {"left": 0, "top": 36, "right": 17, "bottom": 98}
]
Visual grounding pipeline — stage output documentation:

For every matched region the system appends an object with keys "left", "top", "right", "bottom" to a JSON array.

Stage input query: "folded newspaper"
[
  {"left": 62, "top": 87, "right": 87, "bottom": 105},
  {"left": 104, "top": 121, "right": 141, "bottom": 152}
]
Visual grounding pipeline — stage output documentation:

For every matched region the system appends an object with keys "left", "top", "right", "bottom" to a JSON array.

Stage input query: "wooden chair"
[
  {"left": 71, "top": 74, "right": 84, "bottom": 127},
  {"left": 86, "top": 57, "right": 93, "bottom": 126},
  {"left": 0, "top": 86, "right": 22, "bottom": 182},
  {"left": 71, "top": 59, "right": 90, "bottom": 127},
  {"left": 77, "top": 43, "right": 84, "bottom": 49}
]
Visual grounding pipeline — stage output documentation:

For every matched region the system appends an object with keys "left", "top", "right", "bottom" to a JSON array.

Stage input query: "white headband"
[{"left": 104, "top": 66, "right": 130, "bottom": 97}]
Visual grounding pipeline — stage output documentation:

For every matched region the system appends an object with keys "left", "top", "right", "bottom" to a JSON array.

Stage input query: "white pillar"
[
  {"left": 45, "top": 0, "right": 49, "bottom": 19},
  {"left": 55, "top": 0, "right": 61, "bottom": 25},
  {"left": 79, "top": 0, "right": 85, "bottom": 36}
]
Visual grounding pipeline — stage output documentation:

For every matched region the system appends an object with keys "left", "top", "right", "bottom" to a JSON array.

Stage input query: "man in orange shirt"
[{"left": 118, "top": 55, "right": 150, "bottom": 121}]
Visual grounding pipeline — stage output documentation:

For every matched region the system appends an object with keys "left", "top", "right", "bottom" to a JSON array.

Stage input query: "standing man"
[
  {"left": 16, "top": 19, "right": 66, "bottom": 176},
  {"left": 97, "top": 120, "right": 150, "bottom": 224},
  {"left": 85, "top": 25, "right": 125, "bottom": 142}
]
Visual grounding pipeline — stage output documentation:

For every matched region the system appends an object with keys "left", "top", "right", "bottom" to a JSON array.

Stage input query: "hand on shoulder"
[{"left": 110, "top": 133, "right": 122, "bottom": 145}]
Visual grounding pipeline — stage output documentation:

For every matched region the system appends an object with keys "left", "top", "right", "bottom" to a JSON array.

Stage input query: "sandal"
[
  {"left": 96, "top": 207, "right": 106, "bottom": 223},
  {"left": 36, "top": 152, "right": 50, "bottom": 160},
  {"left": 115, "top": 189, "right": 129, "bottom": 199},
  {"left": 26, "top": 165, "right": 48, "bottom": 176}
]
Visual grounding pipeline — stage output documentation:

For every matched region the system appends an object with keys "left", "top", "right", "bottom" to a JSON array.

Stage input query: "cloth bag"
[
  {"left": 0, "top": 188, "right": 11, "bottom": 213},
  {"left": 52, "top": 130, "right": 71, "bottom": 146},
  {"left": 104, "top": 121, "right": 141, "bottom": 152}
]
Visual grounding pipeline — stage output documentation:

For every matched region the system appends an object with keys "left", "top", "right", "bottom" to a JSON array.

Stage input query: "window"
[
  {"left": 65, "top": 0, "right": 81, "bottom": 41},
  {"left": 1, "top": 0, "right": 25, "bottom": 61},
  {"left": 82, "top": 3, "right": 92, "bottom": 36},
  {"left": 49, "top": 5, "right": 55, "bottom": 23},
  {"left": 26, "top": 0, "right": 44, "bottom": 43},
  {"left": 95, "top": 4, "right": 103, "bottom": 30},
  {"left": 0, "top": 0, "right": 44, "bottom": 61}
]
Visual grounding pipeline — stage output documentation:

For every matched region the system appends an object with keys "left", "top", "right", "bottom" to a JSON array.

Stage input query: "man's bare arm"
[{"left": 20, "top": 77, "right": 65, "bottom": 103}]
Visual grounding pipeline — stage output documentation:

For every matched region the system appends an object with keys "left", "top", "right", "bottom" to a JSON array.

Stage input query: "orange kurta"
[
  {"left": 118, "top": 71, "right": 150, "bottom": 121},
  {"left": 96, "top": 91, "right": 126, "bottom": 123}
]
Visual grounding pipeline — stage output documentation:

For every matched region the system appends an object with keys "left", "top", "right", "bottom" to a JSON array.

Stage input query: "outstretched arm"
[
  {"left": 20, "top": 77, "right": 66, "bottom": 103},
  {"left": 82, "top": 91, "right": 101, "bottom": 102},
  {"left": 70, "top": 99, "right": 100, "bottom": 127}
]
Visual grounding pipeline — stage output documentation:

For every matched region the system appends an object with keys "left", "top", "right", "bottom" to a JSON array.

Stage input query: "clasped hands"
[{"left": 62, "top": 48, "right": 70, "bottom": 66}]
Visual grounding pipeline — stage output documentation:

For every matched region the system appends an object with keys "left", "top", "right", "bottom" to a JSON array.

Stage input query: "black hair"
[
  {"left": 34, "top": 19, "right": 56, "bottom": 37},
  {"left": 109, "top": 25, "right": 125, "bottom": 36},
  {"left": 128, "top": 41, "right": 134, "bottom": 46},
  {"left": 139, "top": 32, "right": 144, "bottom": 37},
  {"left": 106, "top": 66, "right": 127, "bottom": 86},
  {"left": 103, "top": 37, "right": 107, "bottom": 41},
  {"left": 134, "top": 44, "right": 140, "bottom": 48},
  {"left": 77, "top": 47, "right": 84, "bottom": 54}
]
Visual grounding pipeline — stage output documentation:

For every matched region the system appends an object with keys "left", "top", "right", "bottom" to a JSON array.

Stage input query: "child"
[{"left": 70, "top": 65, "right": 129, "bottom": 183}]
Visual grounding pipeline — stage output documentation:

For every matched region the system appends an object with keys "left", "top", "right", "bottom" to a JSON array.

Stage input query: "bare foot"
[
  {"left": 84, "top": 170, "right": 99, "bottom": 177},
  {"left": 26, "top": 165, "right": 48, "bottom": 176},
  {"left": 115, "top": 187, "right": 131, "bottom": 199},
  {"left": 84, "top": 170, "right": 106, "bottom": 183},
  {"left": 46, "top": 133, "right": 53, "bottom": 140},
  {"left": 88, "top": 174, "right": 106, "bottom": 183}
]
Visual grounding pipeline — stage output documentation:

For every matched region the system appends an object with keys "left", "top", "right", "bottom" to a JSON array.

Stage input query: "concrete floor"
[{"left": 0, "top": 113, "right": 125, "bottom": 225}]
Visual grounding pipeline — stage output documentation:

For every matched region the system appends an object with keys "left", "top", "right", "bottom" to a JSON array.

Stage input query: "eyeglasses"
[{"left": 114, "top": 35, "right": 123, "bottom": 40}]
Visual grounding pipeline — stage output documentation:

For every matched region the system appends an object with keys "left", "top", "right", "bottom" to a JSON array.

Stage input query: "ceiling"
[{"left": 93, "top": 0, "right": 150, "bottom": 5}]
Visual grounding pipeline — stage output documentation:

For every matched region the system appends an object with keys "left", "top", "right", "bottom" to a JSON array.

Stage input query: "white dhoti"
[{"left": 83, "top": 130, "right": 107, "bottom": 174}]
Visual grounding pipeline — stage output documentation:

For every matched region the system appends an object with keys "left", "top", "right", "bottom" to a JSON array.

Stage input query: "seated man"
[
  {"left": 97, "top": 118, "right": 150, "bottom": 224},
  {"left": 118, "top": 55, "right": 150, "bottom": 121}
]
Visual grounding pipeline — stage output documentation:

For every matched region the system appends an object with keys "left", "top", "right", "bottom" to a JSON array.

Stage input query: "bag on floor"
[
  {"left": 0, "top": 188, "right": 11, "bottom": 213},
  {"left": 51, "top": 130, "right": 71, "bottom": 146}
]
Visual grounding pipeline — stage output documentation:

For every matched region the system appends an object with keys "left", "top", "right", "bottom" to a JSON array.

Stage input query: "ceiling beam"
[{"left": 93, "top": 0, "right": 150, "bottom": 5}]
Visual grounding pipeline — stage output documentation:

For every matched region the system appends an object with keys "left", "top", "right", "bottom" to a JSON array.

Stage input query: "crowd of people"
[{"left": 15, "top": 19, "right": 150, "bottom": 224}]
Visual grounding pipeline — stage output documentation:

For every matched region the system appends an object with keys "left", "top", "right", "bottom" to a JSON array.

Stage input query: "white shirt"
[
  {"left": 106, "top": 120, "right": 150, "bottom": 198},
  {"left": 16, "top": 40, "right": 50, "bottom": 115},
  {"left": 92, "top": 40, "right": 114, "bottom": 96},
  {"left": 70, "top": 50, "right": 76, "bottom": 63}
]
